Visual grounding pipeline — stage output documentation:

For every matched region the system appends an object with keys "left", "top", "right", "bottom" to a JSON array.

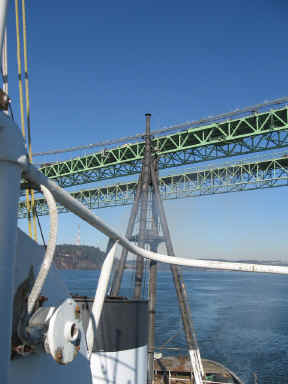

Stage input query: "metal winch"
[{"left": 17, "top": 298, "right": 82, "bottom": 365}]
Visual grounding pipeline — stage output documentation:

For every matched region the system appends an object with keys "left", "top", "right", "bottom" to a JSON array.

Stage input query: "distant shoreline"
[{"left": 54, "top": 245, "right": 288, "bottom": 270}]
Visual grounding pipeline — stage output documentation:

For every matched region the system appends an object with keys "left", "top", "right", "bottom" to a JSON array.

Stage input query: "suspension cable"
[{"left": 31, "top": 96, "right": 288, "bottom": 158}]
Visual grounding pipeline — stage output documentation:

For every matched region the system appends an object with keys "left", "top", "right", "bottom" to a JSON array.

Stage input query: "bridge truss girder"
[
  {"left": 19, "top": 155, "right": 288, "bottom": 218},
  {"left": 38, "top": 106, "right": 288, "bottom": 188}
]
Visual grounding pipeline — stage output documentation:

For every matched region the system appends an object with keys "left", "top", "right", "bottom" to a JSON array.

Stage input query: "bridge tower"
[{"left": 111, "top": 114, "right": 204, "bottom": 384}]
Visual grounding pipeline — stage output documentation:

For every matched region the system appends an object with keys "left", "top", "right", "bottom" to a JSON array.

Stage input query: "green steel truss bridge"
[
  {"left": 37, "top": 104, "right": 288, "bottom": 189},
  {"left": 19, "top": 98, "right": 288, "bottom": 217},
  {"left": 19, "top": 154, "right": 288, "bottom": 217}
]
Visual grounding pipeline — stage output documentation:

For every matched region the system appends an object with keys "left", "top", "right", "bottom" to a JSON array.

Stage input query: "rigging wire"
[
  {"left": 15, "top": 0, "right": 37, "bottom": 240},
  {"left": 15, "top": 0, "right": 26, "bottom": 148},
  {"left": 158, "top": 330, "right": 182, "bottom": 351},
  {"left": 35, "top": 208, "right": 47, "bottom": 249},
  {"left": 8, "top": 102, "right": 14, "bottom": 120},
  {"left": 15, "top": 0, "right": 32, "bottom": 237},
  {"left": 129, "top": 251, "right": 134, "bottom": 297},
  {"left": 142, "top": 245, "right": 148, "bottom": 298},
  {"left": 21, "top": 0, "right": 37, "bottom": 241}
]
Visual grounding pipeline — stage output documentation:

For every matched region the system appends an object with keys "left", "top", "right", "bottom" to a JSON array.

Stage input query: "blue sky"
[{"left": 12, "top": 1, "right": 288, "bottom": 261}]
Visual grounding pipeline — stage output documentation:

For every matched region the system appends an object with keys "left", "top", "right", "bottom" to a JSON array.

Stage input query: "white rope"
[
  {"left": 27, "top": 184, "right": 58, "bottom": 314},
  {"left": 86, "top": 241, "right": 118, "bottom": 358}
]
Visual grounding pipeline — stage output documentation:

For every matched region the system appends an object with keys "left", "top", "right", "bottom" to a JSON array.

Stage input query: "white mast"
[
  {"left": 2, "top": 27, "right": 7, "bottom": 94},
  {"left": 0, "top": 116, "right": 26, "bottom": 383},
  {"left": 0, "top": 0, "right": 8, "bottom": 63}
]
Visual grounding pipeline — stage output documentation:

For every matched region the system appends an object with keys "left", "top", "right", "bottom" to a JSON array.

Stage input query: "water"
[{"left": 61, "top": 269, "right": 288, "bottom": 384}]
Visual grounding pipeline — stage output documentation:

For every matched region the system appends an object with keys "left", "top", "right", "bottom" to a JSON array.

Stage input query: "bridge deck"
[{"left": 35, "top": 105, "right": 288, "bottom": 188}]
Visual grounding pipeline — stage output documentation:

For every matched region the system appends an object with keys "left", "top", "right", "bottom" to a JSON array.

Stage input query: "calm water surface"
[{"left": 61, "top": 269, "right": 288, "bottom": 384}]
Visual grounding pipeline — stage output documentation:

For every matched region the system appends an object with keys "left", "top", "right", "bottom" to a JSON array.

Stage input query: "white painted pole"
[
  {"left": 0, "top": 164, "right": 21, "bottom": 383},
  {"left": 2, "top": 28, "right": 8, "bottom": 95},
  {"left": 189, "top": 349, "right": 203, "bottom": 384},
  {"left": 0, "top": 112, "right": 25, "bottom": 384},
  {"left": 2, "top": 27, "right": 8, "bottom": 115},
  {"left": 86, "top": 241, "right": 117, "bottom": 359},
  {"left": 0, "top": 0, "right": 9, "bottom": 63}
]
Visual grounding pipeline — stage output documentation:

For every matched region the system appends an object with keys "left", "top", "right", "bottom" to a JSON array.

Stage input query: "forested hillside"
[{"left": 54, "top": 244, "right": 106, "bottom": 269}]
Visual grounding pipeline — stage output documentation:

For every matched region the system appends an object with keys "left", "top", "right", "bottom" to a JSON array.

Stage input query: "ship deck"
[{"left": 153, "top": 356, "right": 244, "bottom": 383}]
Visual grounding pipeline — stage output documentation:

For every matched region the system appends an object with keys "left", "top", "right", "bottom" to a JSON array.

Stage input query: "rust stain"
[
  {"left": 55, "top": 347, "right": 65, "bottom": 365},
  {"left": 75, "top": 304, "right": 81, "bottom": 319}
]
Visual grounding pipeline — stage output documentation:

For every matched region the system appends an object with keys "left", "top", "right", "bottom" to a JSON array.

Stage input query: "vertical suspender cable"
[{"left": 21, "top": 0, "right": 37, "bottom": 241}]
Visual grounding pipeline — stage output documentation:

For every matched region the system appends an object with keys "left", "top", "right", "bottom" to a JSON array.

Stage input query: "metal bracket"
[{"left": 45, "top": 298, "right": 81, "bottom": 365}]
